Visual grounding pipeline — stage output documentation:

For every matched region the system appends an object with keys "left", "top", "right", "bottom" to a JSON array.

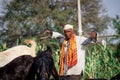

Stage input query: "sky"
[
  {"left": 102, "top": 0, "right": 120, "bottom": 35},
  {"left": 102, "top": 0, "right": 120, "bottom": 17}
]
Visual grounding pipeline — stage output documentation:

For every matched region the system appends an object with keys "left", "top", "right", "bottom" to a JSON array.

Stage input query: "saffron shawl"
[{"left": 59, "top": 33, "right": 77, "bottom": 75}]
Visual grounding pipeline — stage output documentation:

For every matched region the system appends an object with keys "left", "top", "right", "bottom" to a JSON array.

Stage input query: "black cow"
[
  {"left": 0, "top": 55, "right": 34, "bottom": 80},
  {"left": 0, "top": 46, "right": 59, "bottom": 80},
  {"left": 27, "top": 46, "right": 59, "bottom": 80},
  {"left": 110, "top": 73, "right": 120, "bottom": 80}
]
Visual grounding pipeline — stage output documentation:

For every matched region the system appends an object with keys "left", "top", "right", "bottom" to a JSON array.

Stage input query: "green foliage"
[
  {"left": 0, "top": 43, "right": 7, "bottom": 51},
  {"left": 112, "top": 15, "right": 120, "bottom": 57},
  {"left": 113, "top": 16, "right": 120, "bottom": 35},
  {"left": 0, "top": 40, "right": 119, "bottom": 79},
  {"left": 0, "top": 0, "right": 110, "bottom": 47},
  {"left": 83, "top": 43, "right": 120, "bottom": 79}
]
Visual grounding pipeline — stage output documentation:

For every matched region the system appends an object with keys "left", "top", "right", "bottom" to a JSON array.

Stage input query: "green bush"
[{"left": 83, "top": 43, "right": 120, "bottom": 79}]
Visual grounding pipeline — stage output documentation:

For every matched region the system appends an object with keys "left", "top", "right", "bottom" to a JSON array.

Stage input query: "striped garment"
[{"left": 59, "top": 33, "right": 77, "bottom": 75}]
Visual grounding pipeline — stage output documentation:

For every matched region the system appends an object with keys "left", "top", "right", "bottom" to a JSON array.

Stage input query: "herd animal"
[
  {"left": 27, "top": 46, "right": 59, "bottom": 80},
  {"left": 0, "top": 39, "right": 58, "bottom": 80},
  {"left": 0, "top": 39, "right": 36, "bottom": 67},
  {"left": 0, "top": 55, "right": 34, "bottom": 80}
]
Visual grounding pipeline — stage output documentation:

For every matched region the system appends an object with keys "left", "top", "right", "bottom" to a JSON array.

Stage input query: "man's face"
[
  {"left": 90, "top": 32, "right": 97, "bottom": 38},
  {"left": 64, "top": 29, "right": 73, "bottom": 40}
]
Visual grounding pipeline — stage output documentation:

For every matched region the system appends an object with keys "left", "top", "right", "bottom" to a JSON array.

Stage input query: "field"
[{"left": 0, "top": 41, "right": 120, "bottom": 80}]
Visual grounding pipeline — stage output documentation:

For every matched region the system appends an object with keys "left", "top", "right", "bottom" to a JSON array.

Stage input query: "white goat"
[{"left": 0, "top": 39, "right": 37, "bottom": 67}]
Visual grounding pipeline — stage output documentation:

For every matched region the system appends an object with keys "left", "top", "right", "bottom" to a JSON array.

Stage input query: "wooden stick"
[
  {"left": 97, "top": 35, "right": 120, "bottom": 38},
  {"left": 40, "top": 37, "right": 49, "bottom": 39}
]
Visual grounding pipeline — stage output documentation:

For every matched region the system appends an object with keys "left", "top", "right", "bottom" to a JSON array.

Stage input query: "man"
[
  {"left": 82, "top": 30, "right": 106, "bottom": 46},
  {"left": 90, "top": 30, "right": 97, "bottom": 43},
  {"left": 44, "top": 24, "right": 87, "bottom": 80},
  {"left": 82, "top": 30, "right": 97, "bottom": 45}
]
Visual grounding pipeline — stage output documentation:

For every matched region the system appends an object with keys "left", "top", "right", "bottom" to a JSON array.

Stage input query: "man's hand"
[{"left": 43, "top": 29, "right": 52, "bottom": 35}]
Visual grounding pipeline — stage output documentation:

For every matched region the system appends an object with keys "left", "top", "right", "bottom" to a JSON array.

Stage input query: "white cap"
[{"left": 63, "top": 24, "right": 73, "bottom": 30}]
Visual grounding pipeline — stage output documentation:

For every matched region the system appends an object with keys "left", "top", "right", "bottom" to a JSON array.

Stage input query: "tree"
[
  {"left": 1, "top": 0, "right": 110, "bottom": 46},
  {"left": 112, "top": 15, "right": 120, "bottom": 57},
  {"left": 113, "top": 16, "right": 120, "bottom": 35},
  {"left": 81, "top": 0, "right": 110, "bottom": 33}
]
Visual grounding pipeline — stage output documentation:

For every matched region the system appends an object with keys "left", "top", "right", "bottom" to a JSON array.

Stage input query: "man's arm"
[
  {"left": 81, "top": 37, "right": 92, "bottom": 46},
  {"left": 43, "top": 29, "right": 64, "bottom": 42},
  {"left": 51, "top": 31, "right": 64, "bottom": 38}
]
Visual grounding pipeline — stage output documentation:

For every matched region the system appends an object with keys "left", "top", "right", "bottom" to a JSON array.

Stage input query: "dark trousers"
[
  {"left": 59, "top": 73, "right": 83, "bottom": 80},
  {"left": 70, "top": 75, "right": 82, "bottom": 80}
]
